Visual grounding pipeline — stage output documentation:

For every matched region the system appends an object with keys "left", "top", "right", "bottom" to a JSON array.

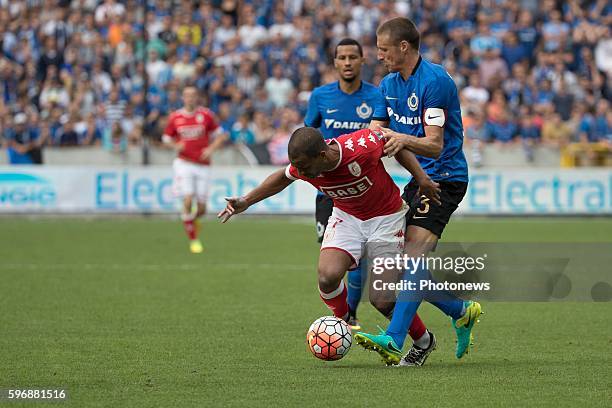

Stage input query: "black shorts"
[
  {"left": 315, "top": 194, "right": 334, "bottom": 243},
  {"left": 402, "top": 179, "right": 468, "bottom": 238}
]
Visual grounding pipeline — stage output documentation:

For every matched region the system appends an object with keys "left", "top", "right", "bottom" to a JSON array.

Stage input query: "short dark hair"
[
  {"left": 334, "top": 38, "right": 363, "bottom": 58},
  {"left": 377, "top": 17, "right": 420, "bottom": 51},
  {"left": 288, "top": 127, "right": 327, "bottom": 159}
]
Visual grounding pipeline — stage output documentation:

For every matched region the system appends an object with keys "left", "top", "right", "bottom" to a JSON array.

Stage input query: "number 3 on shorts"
[{"left": 417, "top": 196, "right": 431, "bottom": 215}]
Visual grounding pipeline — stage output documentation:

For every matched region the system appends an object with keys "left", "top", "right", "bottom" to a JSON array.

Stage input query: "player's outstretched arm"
[
  {"left": 394, "top": 150, "right": 441, "bottom": 206},
  {"left": 217, "top": 169, "right": 294, "bottom": 223}
]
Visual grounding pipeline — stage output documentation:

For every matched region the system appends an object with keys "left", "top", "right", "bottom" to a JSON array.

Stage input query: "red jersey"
[
  {"left": 164, "top": 107, "right": 220, "bottom": 165},
  {"left": 285, "top": 129, "right": 403, "bottom": 220}
]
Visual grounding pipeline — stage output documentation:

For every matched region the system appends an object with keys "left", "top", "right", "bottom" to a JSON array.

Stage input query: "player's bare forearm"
[
  {"left": 382, "top": 125, "right": 444, "bottom": 158},
  {"left": 401, "top": 128, "right": 443, "bottom": 158},
  {"left": 218, "top": 169, "right": 293, "bottom": 223},
  {"left": 243, "top": 169, "right": 293, "bottom": 206},
  {"left": 395, "top": 150, "right": 428, "bottom": 184}
]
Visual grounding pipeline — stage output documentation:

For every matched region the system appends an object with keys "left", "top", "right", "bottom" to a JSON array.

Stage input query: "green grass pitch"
[{"left": 0, "top": 217, "right": 610, "bottom": 407}]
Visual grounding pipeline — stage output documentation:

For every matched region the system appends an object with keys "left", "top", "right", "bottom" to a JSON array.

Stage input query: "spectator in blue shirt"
[
  {"left": 515, "top": 10, "right": 539, "bottom": 60},
  {"left": 76, "top": 113, "right": 103, "bottom": 146},
  {"left": 534, "top": 79, "right": 556, "bottom": 108},
  {"left": 501, "top": 32, "right": 528, "bottom": 69},
  {"left": 542, "top": 10, "right": 570, "bottom": 52},
  {"left": 5, "top": 113, "right": 45, "bottom": 164},
  {"left": 605, "top": 111, "right": 612, "bottom": 144},
  {"left": 490, "top": 9, "right": 511, "bottom": 39},
  {"left": 520, "top": 112, "right": 541, "bottom": 162},
  {"left": 490, "top": 112, "right": 517, "bottom": 144},
  {"left": 470, "top": 20, "right": 502, "bottom": 60},
  {"left": 578, "top": 111, "right": 597, "bottom": 142},
  {"left": 230, "top": 112, "right": 256, "bottom": 145},
  {"left": 56, "top": 116, "right": 79, "bottom": 146},
  {"left": 218, "top": 101, "right": 236, "bottom": 131},
  {"left": 592, "top": 99, "right": 610, "bottom": 142},
  {"left": 102, "top": 121, "right": 128, "bottom": 153}
]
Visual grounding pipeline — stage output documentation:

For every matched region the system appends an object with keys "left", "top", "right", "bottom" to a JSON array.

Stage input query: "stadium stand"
[{"left": 0, "top": 0, "right": 610, "bottom": 166}]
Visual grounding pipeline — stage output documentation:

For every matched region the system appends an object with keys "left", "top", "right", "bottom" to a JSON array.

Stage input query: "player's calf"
[
  {"left": 318, "top": 249, "right": 354, "bottom": 321},
  {"left": 318, "top": 280, "right": 349, "bottom": 321}
]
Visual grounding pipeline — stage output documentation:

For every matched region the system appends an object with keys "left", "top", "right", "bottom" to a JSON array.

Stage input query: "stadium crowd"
[{"left": 0, "top": 0, "right": 610, "bottom": 165}]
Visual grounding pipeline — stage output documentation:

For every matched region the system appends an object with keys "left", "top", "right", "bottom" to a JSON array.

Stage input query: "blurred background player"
[
  {"left": 218, "top": 127, "right": 441, "bottom": 353},
  {"left": 356, "top": 17, "right": 482, "bottom": 366},
  {"left": 163, "top": 86, "right": 228, "bottom": 253},
  {"left": 304, "top": 38, "right": 380, "bottom": 330}
]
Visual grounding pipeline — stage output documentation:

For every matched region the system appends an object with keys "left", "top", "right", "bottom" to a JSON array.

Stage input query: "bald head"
[{"left": 288, "top": 127, "right": 327, "bottom": 161}]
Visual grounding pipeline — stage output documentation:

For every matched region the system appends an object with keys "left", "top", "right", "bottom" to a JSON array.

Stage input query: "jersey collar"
[
  {"left": 179, "top": 108, "right": 197, "bottom": 116},
  {"left": 410, "top": 56, "right": 422, "bottom": 76},
  {"left": 336, "top": 80, "right": 363, "bottom": 96},
  {"left": 400, "top": 56, "right": 422, "bottom": 81}
]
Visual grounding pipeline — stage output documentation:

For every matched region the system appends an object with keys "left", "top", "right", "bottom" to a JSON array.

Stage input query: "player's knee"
[
  {"left": 404, "top": 230, "right": 437, "bottom": 253},
  {"left": 317, "top": 265, "right": 343, "bottom": 293},
  {"left": 369, "top": 294, "right": 394, "bottom": 317}
]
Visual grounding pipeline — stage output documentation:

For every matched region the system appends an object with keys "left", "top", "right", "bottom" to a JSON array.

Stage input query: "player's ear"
[{"left": 399, "top": 40, "right": 409, "bottom": 53}]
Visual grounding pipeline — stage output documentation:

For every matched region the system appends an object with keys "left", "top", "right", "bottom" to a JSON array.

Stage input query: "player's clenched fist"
[{"left": 217, "top": 196, "right": 249, "bottom": 223}]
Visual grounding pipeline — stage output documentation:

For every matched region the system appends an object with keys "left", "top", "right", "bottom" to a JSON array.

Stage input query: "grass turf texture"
[{"left": 0, "top": 217, "right": 610, "bottom": 407}]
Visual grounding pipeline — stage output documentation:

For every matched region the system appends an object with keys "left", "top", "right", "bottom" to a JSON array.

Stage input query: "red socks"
[
  {"left": 182, "top": 214, "right": 197, "bottom": 240},
  {"left": 319, "top": 281, "right": 349, "bottom": 320},
  {"left": 408, "top": 313, "right": 426, "bottom": 340}
]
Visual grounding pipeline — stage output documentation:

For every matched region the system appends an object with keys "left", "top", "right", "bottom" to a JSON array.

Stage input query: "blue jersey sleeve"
[
  {"left": 304, "top": 89, "right": 321, "bottom": 128},
  {"left": 422, "top": 76, "right": 451, "bottom": 109},
  {"left": 372, "top": 80, "right": 389, "bottom": 120},
  {"left": 422, "top": 75, "right": 456, "bottom": 128}
]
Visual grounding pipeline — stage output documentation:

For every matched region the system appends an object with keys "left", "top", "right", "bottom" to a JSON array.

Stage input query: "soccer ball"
[{"left": 306, "top": 316, "right": 352, "bottom": 361}]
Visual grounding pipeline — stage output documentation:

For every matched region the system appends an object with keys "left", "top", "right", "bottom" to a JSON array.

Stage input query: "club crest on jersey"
[
  {"left": 355, "top": 102, "right": 372, "bottom": 119},
  {"left": 196, "top": 114, "right": 204, "bottom": 123},
  {"left": 348, "top": 161, "right": 361, "bottom": 177},
  {"left": 407, "top": 92, "right": 419, "bottom": 111}
]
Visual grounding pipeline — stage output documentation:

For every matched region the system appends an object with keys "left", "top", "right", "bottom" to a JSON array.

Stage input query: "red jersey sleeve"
[
  {"left": 285, "top": 164, "right": 299, "bottom": 180},
  {"left": 163, "top": 113, "right": 178, "bottom": 140}
]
